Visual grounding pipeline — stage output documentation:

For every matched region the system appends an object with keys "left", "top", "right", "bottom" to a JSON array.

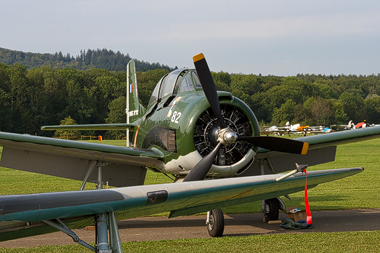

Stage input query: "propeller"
[
  {"left": 192, "top": 53, "right": 227, "bottom": 129},
  {"left": 183, "top": 142, "right": 222, "bottom": 182},
  {"left": 183, "top": 53, "right": 309, "bottom": 182},
  {"left": 237, "top": 136, "right": 308, "bottom": 155}
]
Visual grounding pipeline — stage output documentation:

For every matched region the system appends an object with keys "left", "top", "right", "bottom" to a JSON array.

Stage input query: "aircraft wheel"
[
  {"left": 263, "top": 198, "right": 279, "bottom": 221},
  {"left": 207, "top": 209, "right": 224, "bottom": 237}
]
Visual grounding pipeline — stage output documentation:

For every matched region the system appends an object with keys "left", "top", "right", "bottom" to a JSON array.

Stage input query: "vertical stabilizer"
[{"left": 126, "top": 59, "right": 146, "bottom": 146}]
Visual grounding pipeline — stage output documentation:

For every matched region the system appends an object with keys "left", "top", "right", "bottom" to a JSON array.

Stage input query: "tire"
[
  {"left": 207, "top": 209, "right": 224, "bottom": 237},
  {"left": 263, "top": 198, "right": 279, "bottom": 221}
]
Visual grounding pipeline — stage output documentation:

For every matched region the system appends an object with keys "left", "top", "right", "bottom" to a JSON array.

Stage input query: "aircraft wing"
[
  {"left": 41, "top": 123, "right": 137, "bottom": 131},
  {"left": 0, "top": 167, "right": 363, "bottom": 241},
  {"left": 0, "top": 132, "right": 164, "bottom": 187},
  {"left": 244, "top": 126, "right": 380, "bottom": 176}
]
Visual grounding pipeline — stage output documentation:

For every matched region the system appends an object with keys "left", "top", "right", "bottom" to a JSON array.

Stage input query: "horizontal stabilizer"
[{"left": 41, "top": 123, "right": 137, "bottom": 131}]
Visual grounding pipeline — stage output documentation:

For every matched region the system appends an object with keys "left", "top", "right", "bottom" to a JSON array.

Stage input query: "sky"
[{"left": 1, "top": 0, "right": 380, "bottom": 76}]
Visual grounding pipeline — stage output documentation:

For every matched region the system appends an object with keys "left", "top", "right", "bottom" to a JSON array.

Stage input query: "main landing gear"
[
  {"left": 262, "top": 197, "right": 286, "bottom": 222},
  {"left": 262, "top": 198, "right": 279, "bottom": 221},
  {"left": 42, "top": 161, "right": 123, "bottom": 253}
]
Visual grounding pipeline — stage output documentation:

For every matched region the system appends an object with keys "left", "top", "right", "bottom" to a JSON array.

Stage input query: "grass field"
[
  {"left": 0, "top": 138, "right": 380, "bottom": 252},
  {"left": 1, "top": 231, "right": 380, "bottom": 253}
]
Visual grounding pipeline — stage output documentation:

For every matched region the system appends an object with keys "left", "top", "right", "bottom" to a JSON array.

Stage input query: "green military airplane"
[{"left": 1, "top": 53, "right": 380, "bottom": 252}]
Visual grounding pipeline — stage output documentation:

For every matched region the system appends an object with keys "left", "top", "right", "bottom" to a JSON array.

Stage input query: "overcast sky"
[{"left": 1, "top": 1, "right": 380, "bottom": 76}]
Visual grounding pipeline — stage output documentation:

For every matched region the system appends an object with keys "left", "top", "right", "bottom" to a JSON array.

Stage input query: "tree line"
[
  {"left": 0, "top": 48, "right": 174, "bottom": 72},
  {"left": 212, "top": 72, "right": 380, "bottom": 127},
  {"left": 0, "top": 62, "right": 169, "bottom": 138},
  {"left": 1, "top": 62, "right": 380, "bottom": 139}
]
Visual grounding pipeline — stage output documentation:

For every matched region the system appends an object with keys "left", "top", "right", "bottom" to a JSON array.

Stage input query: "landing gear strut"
[
  {"left": 42, "top": 161, "right": 123, "bottom": 253},
  {"left": 206, "top": 208, "right": 224, "bottom": 237}
]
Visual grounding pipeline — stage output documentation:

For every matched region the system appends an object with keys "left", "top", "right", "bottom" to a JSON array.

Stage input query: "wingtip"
[
  {"left": 193, "top": 53, "right": 205, "bottom": 63},
  {"left": 301, "top": 142, "right": 309, "bottom": 155}
]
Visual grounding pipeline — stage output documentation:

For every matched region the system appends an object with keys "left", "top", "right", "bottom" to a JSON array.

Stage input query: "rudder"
[{"left": 126, "top": 59, "right": 146, "bottom": 123}]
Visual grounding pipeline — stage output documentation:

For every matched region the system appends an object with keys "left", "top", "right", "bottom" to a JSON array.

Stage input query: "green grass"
[{"left": 1, "top": 231, "right": 380, "bottom": 252}]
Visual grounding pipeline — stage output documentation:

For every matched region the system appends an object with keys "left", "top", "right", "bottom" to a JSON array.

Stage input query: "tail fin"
[
  {"left": 126, "top": 59, "right": 146, "bottom": 147},
  {"left": 126, "top": 59, "right": 146, "bottom": 123}
]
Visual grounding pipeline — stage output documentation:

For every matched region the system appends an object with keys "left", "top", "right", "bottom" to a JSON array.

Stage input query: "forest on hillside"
[
  {"left": 0, "top": 47, "right": 174, "bottom": 72},
  {"left": 1, "top": 62, "right": 380, "bottom": 139}
]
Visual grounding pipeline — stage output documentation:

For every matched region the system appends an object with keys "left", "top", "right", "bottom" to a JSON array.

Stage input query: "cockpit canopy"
[{"left": 148, "top": 69, "right": 201, "bottom": 108}]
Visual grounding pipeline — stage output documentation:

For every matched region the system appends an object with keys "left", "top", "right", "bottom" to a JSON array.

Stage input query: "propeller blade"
[
  {"left": 193, "top": 53, "right": 227, "bottom": 129},
  {"left": 183, "top": 142, "right": 222, "bottom": 182},
  {"left": 237, "top": 136, "right": 309, "bottom": 155}
]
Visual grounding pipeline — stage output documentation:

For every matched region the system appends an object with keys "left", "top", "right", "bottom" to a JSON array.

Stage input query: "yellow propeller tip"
[
  {"left": 193, "top": 53, "right": 205, "bottom": 63},
  {"left": 301, "top": 142, "right": 309, "bottom": 155}
]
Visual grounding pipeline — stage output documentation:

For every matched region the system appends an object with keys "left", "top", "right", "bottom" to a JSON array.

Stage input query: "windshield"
[
  {"left": 148, "top": 75, "right": 165, "bottom": 108},
  {"left": 192, "top": 70, "right": 202, "bottom": 89},
  {"left": 159, "top": 69, "right": 183, "bottom": 100},
  {"left": 176, "top": 70, "right": 195, "bottom": 93},
  {"left": 148, "top": 69, "right": 202, "bottom": 108}
]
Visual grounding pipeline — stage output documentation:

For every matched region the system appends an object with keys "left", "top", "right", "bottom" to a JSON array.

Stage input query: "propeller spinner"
[{"left": 184, "top": 53, "right": 309, "bottom": 182}]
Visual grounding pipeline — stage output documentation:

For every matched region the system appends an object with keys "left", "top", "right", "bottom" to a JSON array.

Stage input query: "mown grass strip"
[{"left": 1, "top": 230, "right": 380, "bottom": 253}]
